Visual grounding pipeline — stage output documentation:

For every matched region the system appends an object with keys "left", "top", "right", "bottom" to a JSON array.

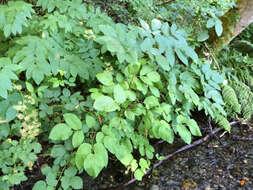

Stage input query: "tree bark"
[{"left": 212, "top": 0, "right": 253, "bottom": 52}]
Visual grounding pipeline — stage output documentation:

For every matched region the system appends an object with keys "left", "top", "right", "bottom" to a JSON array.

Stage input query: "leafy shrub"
[{"left": 0, "top": 0, "right": 251, "bottom": 189}]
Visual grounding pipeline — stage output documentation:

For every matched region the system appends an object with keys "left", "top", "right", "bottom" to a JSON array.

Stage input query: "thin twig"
[
  {"left": 230, "top": 135, "right": 253, "bottom": 141},
  {"left": 120, "top": 120, "right": 241, "bottom": 188},
  {"left": 204, "top": 42, "right": 221, "bottom": 73},
  {"left": 156, "top": 0, "right": 174, "bottom": 6},
  {"left": 208, "top": 117, "right": 223, "bottom": 144}
]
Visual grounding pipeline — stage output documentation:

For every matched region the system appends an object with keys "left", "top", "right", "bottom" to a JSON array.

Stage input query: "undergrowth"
[{"left": 0, "top": 0, "right": 251, "bottom": 189}]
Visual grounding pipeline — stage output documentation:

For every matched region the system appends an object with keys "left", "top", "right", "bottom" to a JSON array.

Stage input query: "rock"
[
  {"left": 182, "top": 179, "right": 197, "bottom": 190},
  {"left": 150, "top": 184, "right": 159, "bottom": 190},
  {"left": 134, "top": 186, "right": 143, "bottom": 190},
  {"left": 205, "top": 185, "right": 213, "bottom": 190}
]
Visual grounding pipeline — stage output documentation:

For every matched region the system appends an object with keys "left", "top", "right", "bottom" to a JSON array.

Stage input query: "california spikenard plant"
[{"left": 0, "top": 0, "right": 250, "bottom": 189}]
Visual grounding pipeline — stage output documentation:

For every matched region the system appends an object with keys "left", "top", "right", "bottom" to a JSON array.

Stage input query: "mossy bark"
[{"left": 212, "top": 0, "right": 253, "bottom": 52}]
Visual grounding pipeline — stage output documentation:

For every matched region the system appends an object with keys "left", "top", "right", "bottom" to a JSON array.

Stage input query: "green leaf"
[
  {"left": 125, "top": 110, "right": 136, "bottom": 120},
  {"left": 3, "top": 24, "right": 11, "bottom": 37},
  {"left": 156, "top": 55, "right": 170, "bottom": 71},
  {"left": 83, "top": 143, "right": 108, "bottom": 178},
  {"left": 26, "top": 82, "right": 34, "bottom": 92},
  {"left": 61, "top": 176, "right": 71, "bottom": 189},
  {"left": 86, "top": 115, "right": 96, "bottom": 128},
  {"left": 75, "top": 143, "right": 92, "bottom": 170},
  {"left": 72, "top": 131, "right": 84, "bottom": 148},
  {"left": 177, "top": 125, "right": 191, "bottom": 144},
  {"left": 141, "top": 38, "right": 154, "bottom": 52},
  {"left": 99, "top": 25, "right": 117, "bottom": 37},
  {"left": 151, "top": 19, "right": 161, "bottom": 30},
  {"left": 135, "top": 78, "right": 148, "bottom": 95},
  {"left": 103, "top": 135, "right": 118, "bottom": 154},
  {"left": 206, "top": 89, "right": 224, "bottom": 105},
  {"left": 144, "top": 96, "right": 159, "bottom": 109},
  {"left": 63, "top": 113, "right": 82, "bottom": 130},
  {"left": 49, "top": 124, "right": 72, "bottom": 141},
  {"left": 96, "top": 132, "right": 104, "bottom": 143},
  {"left": 159, "top": 120, "right": 174, "bottom": 143},
  {"left": 216, "top": 115, "right": 231, "bottom": 132},
  {"left": 149, "top": 86, "right": 160, "bottom": 97},
  {"left": 94, "top": 143, "right": 108, "bottom": 167},
  {"left": 96, "top": 72, "right": 113, "bottom": 86},
  {"left": 96, "top": 36, "right": 124, "bottom": 54},
  {"left": 83, "top": 154, "right": 101, "bottom": 178},
  {"left": 117, "top": 152, "right": 134, "bottom": 166},
  {"left": 46, "top": 173, "right": 57, "bottom": 186},
  {"left": 0, "top": 123, "right": 10, "bottom": 139},
  {"left": 93, "top": 95, "right": 119, "bottom": 112},
  {"left": 176, "top": 115, "right": 187, "bottom": 123},
  {"left": 215, "top": 19, "right": 223, "bottom": 37},
  {"left": 64, "top": 167, "right": 77, "bottom": 177},
  {"left": 0, "top": 61, "right": 19, "bottom": 99},
  {"left": 139, "top": 158, "right": 149, "bottom": 170},
  {"left": 46, "top": 173, "right": 58, "bottom": 186},
  {"left": 32, "top": 181, "right": 47, "bottom": 190},
  {"left": 6, "top": 106, "right": 18, "bottom": 121},
  {"left": 126, "top": 90, "right": 136, "bottom": 101},
  {"left": 140, "top": 65, "right": 153, "bottom": 76},
  {"left": 206, "top": 18, "right": 215, "bottom": 28},
  {"left": 1, "top": 1, "right": 34, "bottom": 37},
  {"left": 13, "top": 37, "right": 52, "bottom": 85},
  {"left": 175, "top": 48, "right": 188, "bottom": 65},
  {"left": 147, "top": 71, "right": 160, "bottom": 82},
  {"left": 32, "top": 65, "right": 48, "bottom": 85},
  {"left": 139, "top": 19, "right": 150, "bottom": 31},
  {"left": 186, "top": 119, "right": 202, "bottom": 136},
  {"left": 182, "top": 46, "right": 198, "bottom": 61},
  {"left": 134, "top": 169, "right": 145, "bottom": 181},
  {"left": 70, "top": 176, "right": 83, "bottom": 189},
  {"left": 140, "top": 76, "right": 153, "bottom": 86},
  {"left": 114, "top": 84, "right": 127, "bottom": 104},
  {"left": 51, "top": 145, "right": 66, "bottom": 158},
  {"left": 197, "top": 30, "right": 209, "bottom": 42}
]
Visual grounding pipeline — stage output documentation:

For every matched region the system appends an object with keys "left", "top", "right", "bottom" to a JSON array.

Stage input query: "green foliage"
[
  {"left": 215, "top": 114, "right": 231, "bottom": 132},
  {"left": 218, "top": 24, "right": 253, "bottom": 120},
  {"left": 0, "top": 1, "right": 34, "bottom": 37},
  {"left": 0, "top": 0, "right": 250, "bottom": 189},
  {"left": 232, "top": 81, "right": 253, "bottom": 119},
  {"left": 0, "top": 139, "right": 41, "bottom": 189},
  {"left": 0, "top": 58, "right": 20, "bottom": 98},
  {"left": 222, "top": 85, "right": 241, "bottom": 113}
]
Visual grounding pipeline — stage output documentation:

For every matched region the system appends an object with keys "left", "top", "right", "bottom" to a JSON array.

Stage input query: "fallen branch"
[
  {"left": 230, "top": 135, "right": 253, "bottom": 141},
  {"left": 120, "top": 120, "right": 240, "bottom": 188}
]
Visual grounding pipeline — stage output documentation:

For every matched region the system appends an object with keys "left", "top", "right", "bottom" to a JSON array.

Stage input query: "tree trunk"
[{"left": 212, "top": 0, "right": 253, "bottom": 52}]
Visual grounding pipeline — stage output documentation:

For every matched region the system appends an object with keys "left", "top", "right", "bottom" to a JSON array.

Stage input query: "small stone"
[
  {"left": 99, "top": 184, "right": 108, "bottom": 189},
  {"left": 150, "top": 184, "right": 159, "bottom": 190},
  {"left": 205, "top": 185, "right": 212, "bottom": 190},
  {"left": 182, "top": 179, "right": 196, "bottom": 190},
  {"left": 134, "top": 186, "right": 143, "bottom": 190}
]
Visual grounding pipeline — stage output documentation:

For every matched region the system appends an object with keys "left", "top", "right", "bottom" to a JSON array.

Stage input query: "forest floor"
[
  {"left": 15, "top": 118, "right": 253, "bottom": 190},
  {"left": 83, "top": 118, "right": 253, "bottom": 190}
]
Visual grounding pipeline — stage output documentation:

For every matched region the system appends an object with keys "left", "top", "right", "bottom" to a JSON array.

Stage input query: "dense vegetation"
[{"left": 0, "top": 0, "right": 252, "bottom": 189}]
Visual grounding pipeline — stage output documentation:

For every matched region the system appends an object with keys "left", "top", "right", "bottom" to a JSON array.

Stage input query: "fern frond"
[
  {"left": 215, "top": 114, "right": 231, "bottom": 132},
  {"left": 232, "top": 81, "right": 253, "bottom": 119},
  {"left": 222, "top": 85, "right": 241, "bottom": 113}
]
